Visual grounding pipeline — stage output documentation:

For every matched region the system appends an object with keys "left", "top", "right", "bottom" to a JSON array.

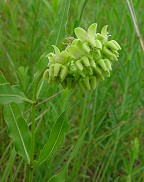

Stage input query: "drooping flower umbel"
[{"left": 43, "top": 23, "right": 121, "bottom": 90}]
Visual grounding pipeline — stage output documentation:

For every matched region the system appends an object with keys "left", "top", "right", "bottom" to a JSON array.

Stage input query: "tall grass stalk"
[{"left": 126, "top": 0, "right": 144, "bottom": 52}]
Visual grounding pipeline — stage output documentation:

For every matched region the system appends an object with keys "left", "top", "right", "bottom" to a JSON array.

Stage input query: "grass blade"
[
  {"left": 46, "top": 0, "right": 70, "bottom": 51},
  {"left": 0, "top": 71, "right": 7, "bottom": 84},
  {"left": 48, "top": 129, "right": 87, "bottom": 182}
]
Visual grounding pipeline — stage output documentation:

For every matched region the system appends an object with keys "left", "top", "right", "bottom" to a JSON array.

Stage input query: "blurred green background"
[{"left": 0, "top": 0, "right": 144, "bottom": 181}]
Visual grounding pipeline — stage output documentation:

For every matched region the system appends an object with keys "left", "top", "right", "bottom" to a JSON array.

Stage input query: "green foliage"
[
  {"left": 0, "top": 83, "right": 34, "bottom": 104},
  {"left": 123, "top": 137, "right": 140, "bottom": 181},
  {"left": 47, "top": 0, "right": 70, "bottom": 51},
  {"left": 48, "top": 165, "right": 67, "bottom": 182},
  {"left": 36, "top": 111, "right": 70, "bottom": 166},
  {"left": 0, "top": 0, "right": 144, "bottom": 181},
  {"left": 48, "top": 129, "right": 87, "bottom": 182},
  {"left": 0, "top": 71, "right": 7, "bottom": 84},
  {"left": 17, "top": 66, "right": 30, "bottom": 92},
  {"left": 4, "top": 103, "right": 31, "bottom": 164}
]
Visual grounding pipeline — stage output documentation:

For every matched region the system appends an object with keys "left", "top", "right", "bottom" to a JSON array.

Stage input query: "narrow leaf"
[
  {"left": 0, "top": 83, "right": 34, "bottom": 104},
  {"left": 4, "top": 103, "right": 31, "bottom": 164},
  {"left": 68, "top": 129, "right": 87, "bottom": 164},
  {"left": 33, "top": 53, "right": 48, "bottom": 86},
  {"left": 47, "top": 0, "right": 70, "bottom": 51},
  {"left": 0, "top": 71, "right": 7, "bottom": 84},
  {"left": 36, "top": 111, "right": 69, "bottom": 166},
  {"left": 47, "top": 129, "right": 87, "bottom": 182},
  {"left": 48, "top": 165, "right": 68, "bottom": 182}
]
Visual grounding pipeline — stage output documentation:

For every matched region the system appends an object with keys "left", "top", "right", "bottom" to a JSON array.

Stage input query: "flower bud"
[
  {"left": 75, "top": 60, "right": 84, "bottom": 72},
  {"left": 43, "top": 69, "right": 49, "bottom": 80},
  {"left": 110, "top": 40, "right": 121, "bottom": 50},
  {"left": 48, "top": 65, "right": 54, "bottom": 82},
  {"left": 90, "top": 76, "right": 97, "bottom": 89},
  {"left": 81, "top": 56, "right": 90, "bottom": 67},
  {"left": 105, "top": 41, "right": 119, "bottom": 51},
  {"left": 60, "top": 66, "right": 68, "bottom": 81},
  {"left": 113, "top": 50, "right": 119, "bottom": 57},
  {"left": 54, "top": 63, "right": 62, "bottom": 77},
  {"left": 97, "top": 59, "right": 108, "bottom": 71},
  {"left": 93, "top": 64, "right": 102, "bottom": 76},
  {"left": 102, "top": 46, "right": 115, "bottom": 60},
  {"left": 82, "top": 42, "right": 91, "bottom": 53},
  {"left": 89, "top": 59, "right": 96, "bottom": 68},
  {"left": 83, "top": 76, "right": 91, "bottom": 90},
  {"left": 104, "top": 59, "right": 112, "bottom": 71},
  {"left": 93, "top": 50, "right": 102, "bottom": 60}
]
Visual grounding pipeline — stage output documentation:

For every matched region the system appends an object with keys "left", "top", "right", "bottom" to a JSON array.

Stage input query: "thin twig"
[
  {"left": 36, "top": 89, "right": 64, "bottom": 107},
  {"left": 126, "top": 0, "right": 144, "bottom": 52},
  {"left": 24, "top": 89, "right": 64, "bottom": 114}
]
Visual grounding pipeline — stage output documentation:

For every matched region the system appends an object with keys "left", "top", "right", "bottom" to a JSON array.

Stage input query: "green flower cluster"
[{"left": 43, "top": 23, "right": 121, "bottom": 90}]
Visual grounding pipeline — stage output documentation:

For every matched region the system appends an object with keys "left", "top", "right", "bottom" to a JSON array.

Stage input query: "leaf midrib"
[
  {"left": 55, "top": 0, "right": 69, "bottom": 45},
  {"left": 9, "top": 104, "right": 30, "bottom": 163},
  {"left": 38, "top": 119, "right": 66, "bottom": 165},
  {"left": 0, "top": 94, "right": 34, "bottom": 103}
]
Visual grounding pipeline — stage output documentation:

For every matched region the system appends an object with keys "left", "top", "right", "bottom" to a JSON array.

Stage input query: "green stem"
[
  {"left": 29, "top": 72, "right": 44, "bottom": 182},
  {"left": 29, "top": 103, "right": 36, "bottom": 182}
]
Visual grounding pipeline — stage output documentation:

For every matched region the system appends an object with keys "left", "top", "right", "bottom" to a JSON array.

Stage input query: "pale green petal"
[
  {"left": 52, "top": 45, "right": 60, "bottom": 58},
  {"left": 47, "top": 53, "right": 56, "bottom": 65},
  {"left": 101, "top": 25, "right": 108, "bottom": 39},
  {"left": 68, "top": 45, "right": 82, "bottom": 59},
  {"left": 59, "top": 50, "right": 69, "bottom": 63},
  {"left": 74, "top": 27, "right": 89, "bottom": 42},
  {"left": 95, "top": 39, "right": 102, "bottom": 49},
  {"left": 54, "top": 63, "right": 62, "bottom": 77},
  {"left": 88, "top": 23, "right": 97, "bottom": 39}
]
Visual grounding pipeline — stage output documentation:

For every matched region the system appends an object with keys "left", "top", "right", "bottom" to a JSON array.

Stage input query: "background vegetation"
[{"left": 0, "top": 0, "right": 144, "bottom": 181}]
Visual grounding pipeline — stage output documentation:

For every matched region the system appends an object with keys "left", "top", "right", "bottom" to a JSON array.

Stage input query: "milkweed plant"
[{"left": 0, "top": 23, "right": 121, "bottom": 182}]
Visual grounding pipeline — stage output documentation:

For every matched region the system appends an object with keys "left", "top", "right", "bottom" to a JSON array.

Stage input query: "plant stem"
[
  {"left": 29, "top": 103, "right": 36, "bottom": 182},
  {"left": 29, "top": 72, "right": 44, "bottom": 182}
]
